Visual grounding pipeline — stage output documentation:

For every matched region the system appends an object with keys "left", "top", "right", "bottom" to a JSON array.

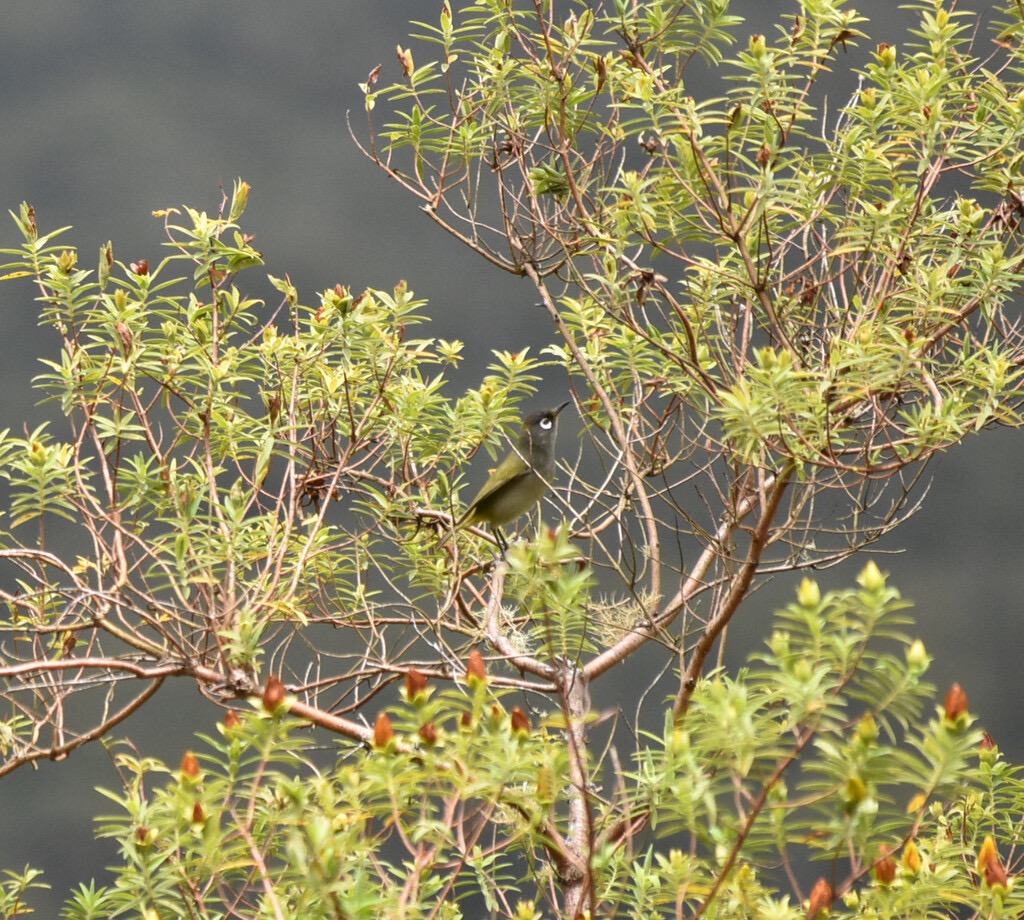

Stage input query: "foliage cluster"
[{"left": 2, "top": 0, "right": 1024, "bottom": 916}]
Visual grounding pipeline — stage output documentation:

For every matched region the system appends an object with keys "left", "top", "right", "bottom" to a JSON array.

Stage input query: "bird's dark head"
[{"left": 518, "top": 401, "right": 571, "bottom": 466}]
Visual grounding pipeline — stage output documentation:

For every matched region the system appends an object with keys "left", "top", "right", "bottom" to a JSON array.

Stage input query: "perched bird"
[{"left": 457, "top": 401, "right": 571, "bottom": 551}]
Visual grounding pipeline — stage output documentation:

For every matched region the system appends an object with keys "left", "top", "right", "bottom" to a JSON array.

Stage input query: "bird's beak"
[{"left": 554, "top": 400, "right": 572, "bottom": 416}]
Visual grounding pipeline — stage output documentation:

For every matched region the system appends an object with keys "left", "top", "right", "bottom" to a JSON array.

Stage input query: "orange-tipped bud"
[
  {"left": 180, "top": 750, "right": 201, "bottom": 780},
  {"left": 874, "top": 847, "right": 897, "bottom": 885},
  {"left": 191, "top": 802, "right": 206, "bottom": 825},
  {"left": 224, "top": 710, "right": 242, "bottom": 730},
  {"left": 985, "top": 855, "right": 1009, "bottom": 891},
  {"left": 901, "top": 839, "right": 922, "bottom": 874},
  {"left": 466, "top": 649, "right": 487, "bottom": 684},
  {"left": 418, "top": 721, "right": 438, "bottom": 746},
  {"left": 944, "top": 682, "right": 968, "bottom": 723},
  {"left": 978, "top": 835, "right": 1010, "bottom": 890},
  {"left": 806, "top": 877, "right": 833, "bottom": 918},
  {"left": 405, "top": 667, "right": 428, "bottom": 700},
  {"left": 510, "top": 706, "right": 531, "bottom": 735},
  {"left": 373, "top": 712, "right": 394, "bottom": 749},
  {"left": 978, "top": 834, "right": 998, "bottom": 873},
  {"left": 262, "top": 675, "right": 286, "bottom": 713}
]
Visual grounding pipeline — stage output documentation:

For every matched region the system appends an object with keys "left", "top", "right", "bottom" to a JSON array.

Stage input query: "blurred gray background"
[{"left": 0, "top": 2, "right": 1019, "bottom": 912}]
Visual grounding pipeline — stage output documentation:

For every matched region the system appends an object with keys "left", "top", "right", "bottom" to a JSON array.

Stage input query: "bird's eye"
[{"left": 539, "top": 417, "right": 553, "bottom": 430}]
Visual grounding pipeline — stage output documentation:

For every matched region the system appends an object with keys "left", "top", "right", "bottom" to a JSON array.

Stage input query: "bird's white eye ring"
[{"left": 539, "top": 417, "right": 553, "bottom": 430}]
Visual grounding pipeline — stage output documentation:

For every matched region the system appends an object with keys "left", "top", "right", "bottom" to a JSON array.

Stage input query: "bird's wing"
[
  {"left": 458, "top": 453, "right": 533, "bottom": 525},
  {"left": 468, "top": 468, "right": 531, "bottom": 508}
]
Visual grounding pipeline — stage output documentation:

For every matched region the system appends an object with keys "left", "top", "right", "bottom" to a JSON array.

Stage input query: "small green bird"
[{"left": 457, "top": 401, "right": 571, "bottom": 551}]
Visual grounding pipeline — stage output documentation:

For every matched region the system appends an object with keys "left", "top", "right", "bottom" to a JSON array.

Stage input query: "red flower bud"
[
  {"left": 978, "top": 835, "right": 1009, "bottom": 891},
  {"left": 874, "top": 847, "right": 897, "bottom": 885},
  {"left": 373, "top": 712, "right": 394, "bottom": 749},
  {"left": 180, "top": 751, "right": 200, "bottom": 780},
  {"left": 944, "top": 682, "right": 968, "bottom": 723},
  {"left": 806, "top": 878, "right": 832, "bottom": 918},
  {"left": 262, "top": 675, "right": 286, "bottom": 713},
  {"left": 466, "top": 649, "right": 487, "bottom": 684},
  {"left": 405, "top": 667, "right": 428, "bottom": 700},
  {"left": 510, "top": 706, "right": 531, "bottom": 735}
]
